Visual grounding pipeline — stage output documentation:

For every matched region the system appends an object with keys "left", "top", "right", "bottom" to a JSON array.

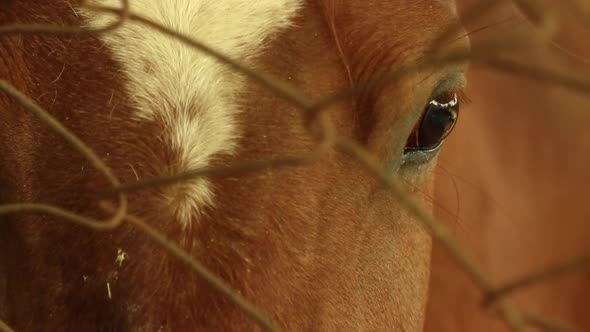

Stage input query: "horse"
[{"left": 0, "top": 0, "right": 469, "bottom": 330}]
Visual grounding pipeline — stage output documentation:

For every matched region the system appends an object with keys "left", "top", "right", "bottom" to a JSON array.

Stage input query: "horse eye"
[{"left": 404, "top": 93, "right": 459, "bottom": 153}]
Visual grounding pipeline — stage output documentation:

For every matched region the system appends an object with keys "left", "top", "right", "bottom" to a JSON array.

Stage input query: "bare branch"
[
  {"left": 100, "top": 203, "right": 279, "bottom": 332},
  {"left": 522, "top": 312, "right": 584, "bottom": 332},
  {"left": 0, "top": 80, "right": 127, "bottom": 231},
  {"left": 0, "top": 1, "right": 588, "bottom": 331},
  {"left": 0, "top": 319, "right": 14, "bottom": 332},
  {"left": 485, "top": 254, "right": 590, "bottom": 305}
]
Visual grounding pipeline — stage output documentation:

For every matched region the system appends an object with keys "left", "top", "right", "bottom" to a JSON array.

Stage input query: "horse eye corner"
[{"left": 403, "top": 92, "right": 460, "bottom": 158}]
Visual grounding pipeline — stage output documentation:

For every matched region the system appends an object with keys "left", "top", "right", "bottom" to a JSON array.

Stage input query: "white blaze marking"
[{"left": 84, "top": 0, "right": 301, "bottom": 227}]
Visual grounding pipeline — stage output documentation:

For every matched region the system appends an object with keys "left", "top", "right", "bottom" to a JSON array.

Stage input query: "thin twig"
[
  {"left": 0, "top": 15, "right": 281, "bottom": 332},
  {"left": 485, "top": 253, "right": 590, "bottom": 305},
  {"left": 0, "top": 319, "right": 14, "bottom": 332},
  {"left": 493, "top": 305, "right": 527, "bottom": 332},
  {"left": 100, "top": 203, "right": 279, "bottom": 332},
  {"left": 334, "top": 137, "right": 494, "bottom": 292},
  {"left": 566, "top": 0, "right": 590, "bottom": 29},
  {"left": 313, "top": 21, "right": 590, "bottom": 113},
  {"left": 100, "top": 155, "right": 317, "bottom": 197},
  {"left": 0, "top": 0, "right": 130, "bottom": 35},
  {"left": 512, "top": 0, "right": 552, "bottom": 27},
  {"left": 522, "top": 312, "right": 584, "bottom": 332},
  {"left": 101, "top": 113, "right": 336, "bottom": 197},
  {"left": 0, "top": 1, "right": 588, "bottom": 332},
  {"left": 431, "top": 0, "right": 503, "bottom": 49},
  {"left": 483, "top": 58, "right": 590, "bottom": 95},
  {"left": 0, "top": 80, "right": 127, "bottom": 231},
  {"left": 82, "top": 3, "right": 314, "bottom": 112}
]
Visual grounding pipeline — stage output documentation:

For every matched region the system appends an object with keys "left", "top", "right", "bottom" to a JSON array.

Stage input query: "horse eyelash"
[
  {"left": 455, "top": 88, "right": 471, "bottom": 105},
  {"left": 435, "top": 87, "right": 471, "bottom": 106}
]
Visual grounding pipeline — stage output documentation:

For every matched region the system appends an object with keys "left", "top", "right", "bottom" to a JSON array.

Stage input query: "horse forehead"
[
  {"left": 341, "top": 1, "right": 460, "bottom": 40},
  {"left": 81, "top": 0, "right": 458, "bottom": 228},
  {"left": 84, "top": 0, "right": 303, "bottom": 227}
]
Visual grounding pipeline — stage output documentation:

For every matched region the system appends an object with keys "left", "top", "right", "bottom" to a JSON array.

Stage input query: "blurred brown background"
[{"left": 426, "top": 1, "right": 590, "bottom": 331}]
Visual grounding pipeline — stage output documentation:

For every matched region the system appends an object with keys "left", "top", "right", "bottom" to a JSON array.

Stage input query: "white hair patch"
[{"left": 83, "top": 0, "right": 302, "bottom": 227}]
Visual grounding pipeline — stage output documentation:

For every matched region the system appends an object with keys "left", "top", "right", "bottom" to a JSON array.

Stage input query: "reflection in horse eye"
[{"left": 404, "top": 92, "right": 460, "bottom": 153}]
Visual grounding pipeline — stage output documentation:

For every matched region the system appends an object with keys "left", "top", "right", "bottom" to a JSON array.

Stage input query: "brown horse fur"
[{"left": 0, "top": 0, "right": 471, "bottom": 331}]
